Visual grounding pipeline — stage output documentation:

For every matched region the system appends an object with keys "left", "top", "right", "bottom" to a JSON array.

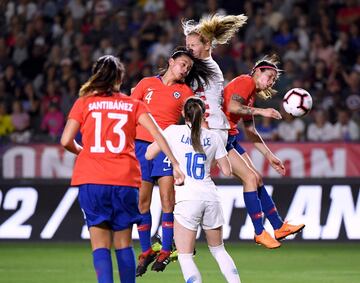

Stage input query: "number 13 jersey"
[{"left": 68, "top": 93, "right": 149, "bottom": 187}]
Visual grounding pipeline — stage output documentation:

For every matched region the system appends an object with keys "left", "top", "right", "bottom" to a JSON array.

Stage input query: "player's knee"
[
  {"left": 160, "top": 194, "right": 174, "bottom": 211},
  {"left": 243, "top": 171, "right": 258, "bottom": 188},
  {"left": 160, "top": 198, "right": 174, "bottom": 212},
  {"left": 138, "top": 200, "right": 151, "bottom": 213},
  {"left": 253, "top": 169, "right": 263, "bottom": 185},
  {"left": 208, "top": 243, "right": 225, "bottom": 257}
]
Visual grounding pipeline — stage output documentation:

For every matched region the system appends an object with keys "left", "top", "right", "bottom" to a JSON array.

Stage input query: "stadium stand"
[{"left": 0, "top": 0, "right": 359, "bottom": 144}]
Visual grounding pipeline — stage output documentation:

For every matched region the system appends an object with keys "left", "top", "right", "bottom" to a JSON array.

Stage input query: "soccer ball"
[{"left": 283, "top": 88, "right": 313, "bottom": 117}]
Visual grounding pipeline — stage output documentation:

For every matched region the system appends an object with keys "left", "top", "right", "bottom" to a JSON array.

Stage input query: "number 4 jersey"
[
  {"left": 131, "top": 76, "right": 194, "bottom": 142},
  {"left": 162, "top": 124, "right": 227, "bottom": 202},
  {"left": 68, "top": 93, "right": 149, "bottom": 187}
]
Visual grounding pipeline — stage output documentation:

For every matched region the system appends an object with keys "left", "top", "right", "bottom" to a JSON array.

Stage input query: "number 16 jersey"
[
  {"left": 68, "top": 93, "right": 148, "bottom": 187},
  {"left": 162, "top": 124, "right": 227, "bottom": 202}
]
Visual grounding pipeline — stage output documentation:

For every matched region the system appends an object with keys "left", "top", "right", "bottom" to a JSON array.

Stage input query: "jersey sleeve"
[
  {"left": 68, "top": 98, "right": 84, "bottom": 124},
  {"left": 182, "top": 85, "right": 195, "bottom": 102},
  {"left": 131, "top": 79, "right": 145, "bottom": 100},
  {"left": 233, "top": 76, "right": 255, "bottom": 101},
  {"left": 214, "top": 132, "right": 227, "bottom": 160},
  {"left": 135, "top": 100, "right": 150, "bottom": 122},
  {"left": 232, "top": 76, "right": 256, "bottom": 122}
]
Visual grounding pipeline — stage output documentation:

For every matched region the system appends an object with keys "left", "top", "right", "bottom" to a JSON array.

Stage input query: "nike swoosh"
[{"left": 163, "top": 168, "right": 172, "bottom": 171}]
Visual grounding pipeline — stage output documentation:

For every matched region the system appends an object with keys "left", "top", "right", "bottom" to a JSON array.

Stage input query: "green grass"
[{"left": 0, "top": 242, "right": 359, "bottom": 283}]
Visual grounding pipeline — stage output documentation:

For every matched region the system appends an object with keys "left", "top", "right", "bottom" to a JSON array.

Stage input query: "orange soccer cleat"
[
  {"left": 254, "top": 230, "right": 281, "bottom": 249},
  {"left": 274, "top": 221, "right": 305, "bottom": 241}
]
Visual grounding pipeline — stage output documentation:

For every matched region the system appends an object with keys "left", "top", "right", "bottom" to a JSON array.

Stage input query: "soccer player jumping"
[
  {"left": 132, "top": 47, "right": 214, "bottom": 275},
  {"left": 146, "top": 97, "right": 241, "bottom": 283},
  {"left": 222, "top": 55, "right": 305, "bottom": 248}
]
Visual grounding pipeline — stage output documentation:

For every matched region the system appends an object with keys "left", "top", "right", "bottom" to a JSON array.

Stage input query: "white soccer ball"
[{"left": 283, "top": 88, "right": 313, "bottom": 117}]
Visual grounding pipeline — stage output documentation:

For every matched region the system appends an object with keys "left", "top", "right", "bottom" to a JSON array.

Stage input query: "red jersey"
[
  {"left": 68, "top": 93, "right": 149, "bottom": 187},
  {"left": 223, "top": 75, "right": 256, "bottom": 135},
  {"left": 132, "top": 76, "right": 194, "bottom": 142}
]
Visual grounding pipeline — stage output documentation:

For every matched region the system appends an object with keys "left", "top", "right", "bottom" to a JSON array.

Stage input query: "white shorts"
[
  {"left": 174, "top": 200, "right": 224, "bottom": 231},
  {"left": 209, "top": 128, "right": 228, "bottom": 147}
]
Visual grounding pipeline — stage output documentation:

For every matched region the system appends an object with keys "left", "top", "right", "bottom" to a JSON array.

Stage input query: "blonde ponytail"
[
  {"left": 183, "top": 14, "right": 247, "bottom": 47},
  {"left": 257, "top": 88, "right": 278, "bottom": 100}
]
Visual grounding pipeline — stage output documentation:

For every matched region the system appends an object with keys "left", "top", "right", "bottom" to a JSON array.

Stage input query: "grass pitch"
[{"left": 0, "top": 242, "right": 359, "bottom": 283}]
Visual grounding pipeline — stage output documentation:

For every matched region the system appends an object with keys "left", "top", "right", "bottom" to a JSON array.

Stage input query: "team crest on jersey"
[{"left": 173, "top": 91, "right": 181, "bottom": 99}]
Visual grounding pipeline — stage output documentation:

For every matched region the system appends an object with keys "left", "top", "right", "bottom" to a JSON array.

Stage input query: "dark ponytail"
[
  {"left": 184, "top": 97, "right": 206, "bottom": 153},
  {"left": 159, "top": 46, "right": 216, "bottom": 88},
  {"left": 79, "top": 55, "right": 125, "bottom": 97},
  {"left": 185, "top": 55, "right": 215, "bottom": 88}
]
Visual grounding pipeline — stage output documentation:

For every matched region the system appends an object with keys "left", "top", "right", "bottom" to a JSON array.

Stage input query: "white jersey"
[
  {"left": 192, "top": 57, "right": 230, "bottom": 130},
  {"left": 163, "top": 124, "right": 227, "bottom": 202}
]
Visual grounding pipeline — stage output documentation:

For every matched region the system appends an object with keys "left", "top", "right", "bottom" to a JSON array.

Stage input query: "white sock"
[
  {"left": 178, "top": 253, "right": 202, "bottom": 283},
  {"left": 209, "top": 244, "right": 241, "bottom": 283}
]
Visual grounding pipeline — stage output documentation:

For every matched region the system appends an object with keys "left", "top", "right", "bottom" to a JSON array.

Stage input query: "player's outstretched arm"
[
  {"left": 229, "top": 94, "right": 282, "bottom": 119},
  {"left": 139, "top": 113, "right": 185, "bottom": 185},
  {"left": 243, "top": 119, "right": 285, "bottom": 176},
  {"left": 265, "top": 151, "right": 286, "bottom": 176},
  {"left": 61, "top": 119, "right": 83, "bottom": 155},
  {"left": 145, "top": 141, "right": 161, "bottom": 160}
]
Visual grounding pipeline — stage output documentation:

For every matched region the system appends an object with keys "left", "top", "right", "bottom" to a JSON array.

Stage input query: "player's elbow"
[
  {"left": 145, "top": 150, "right": 153, "bottom": 160},
  {"left": 219, "top": 158, "right": 232, "bottom": 176},
  {"left": 60, "top": 138, "right": 65, "bottom": 148},
  {"left": 222, "top": 166, "right": 232, "bottom": 177},
  {"left": 60, "top": 135, "right": 70, "bottom": 148},
  {"left": 228, "top": 102, "right": 237, "bottom": 114},
  {"left": 145, "top": 143, "right": 158, "bottom": 160},
  {"left": 228, "top": 98, "right": 242, "bottom": 115}
]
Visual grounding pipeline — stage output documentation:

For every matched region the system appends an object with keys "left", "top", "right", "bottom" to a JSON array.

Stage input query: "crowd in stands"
[{"left": 0, "top": 0, "right": 359, "bottom": 144}]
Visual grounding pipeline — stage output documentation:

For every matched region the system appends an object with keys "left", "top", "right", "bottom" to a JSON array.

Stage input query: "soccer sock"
[
  {"left": 258, "top": 185, "right": 283, "bottom": 230},
  {"left": 115, "top": 247, "right": 136, "bottom": 283},
  {"left": 243, "top": 191, "right": 264, "bottom": 235},
  {"left": 161, "top": 212, "right": 174, "bottom": 252},
  {"left": 209, "top": 244, "right": 241, "bottom": 283},
  {"left": 178, "top": 253, "right": 202, "bottom": 283},
  {"left": 92, "top": 248, "right": 113, "bottom": 283},
  {"left": 137, "top": 211, "right": 152, "bottom": 252}
]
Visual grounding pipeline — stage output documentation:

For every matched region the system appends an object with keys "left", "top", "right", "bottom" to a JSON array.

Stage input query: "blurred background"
[
  {"left": 0, "top": 1, "right": 359, "bottom": 282},
  {"left": 0, "top": 0, "right": 359, "bottom": 145}
]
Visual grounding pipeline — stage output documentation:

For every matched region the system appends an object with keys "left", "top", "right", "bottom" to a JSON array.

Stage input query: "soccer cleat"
[
  {"left": 151, "top": 233, "right": 162, "bottom": 253},
  {"left": 169, "top": 238, "right": 179, "bottom": 262},
  {"left": 151, "top": 251, "right": 171, "bottom": 272},
  {"left": 136, "top": 249, "right": 158, "bottom": 277},
  {"left": 274, "top": 221, "right": 305, "bottom": 241},
  {"left": 169, "top": 249, "right": 178, "bottom": 262},
  {"left": 254, "top": 230, "right": 281, "bottom": 249},
  {"left": 152, "top": 234, "right": 179, "bottom": 263},
  {"left": 169, "top": 245, "right": 195, "bottom": 263}
]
